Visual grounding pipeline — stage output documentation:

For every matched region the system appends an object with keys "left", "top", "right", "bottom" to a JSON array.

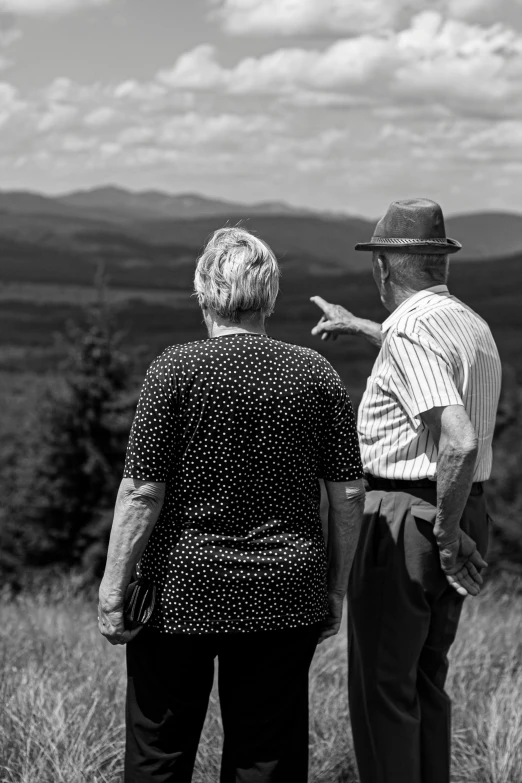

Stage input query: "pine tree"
[{"left": 7, "top": 267, "right": 138, "bottom": 580}]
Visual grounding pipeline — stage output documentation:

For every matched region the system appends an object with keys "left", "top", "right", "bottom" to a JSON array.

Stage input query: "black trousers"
[
  {"left": 125, "top": 624, "right": 319, "bottom": 783},
  {"left": 347, "top": 485, "right": 489, "bottom": 783}
]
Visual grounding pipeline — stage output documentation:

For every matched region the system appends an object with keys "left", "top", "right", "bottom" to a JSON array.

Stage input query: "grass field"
[{"left": 1, "top": 575, "right": 521, "bottom": 783}]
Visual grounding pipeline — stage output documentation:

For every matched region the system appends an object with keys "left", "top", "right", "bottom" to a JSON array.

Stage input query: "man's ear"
[{"left": 377, "top": 254, "right": 390, "bottom": 282}]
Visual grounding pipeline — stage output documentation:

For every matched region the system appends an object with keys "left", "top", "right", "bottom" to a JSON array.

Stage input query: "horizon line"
[{"left": 0, "top": 184, "right": 520, "bottom": 222}]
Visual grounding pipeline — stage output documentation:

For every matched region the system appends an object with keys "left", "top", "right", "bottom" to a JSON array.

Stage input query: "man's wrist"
[
  {"left": 352, "top": 317, "right": 368, "bottom": 335},
  {"left": 355, "top": 318, "right": 382, "bottom": 346},
  {"left": 433, "top": 515, "right": 460, "bottom": 547}
]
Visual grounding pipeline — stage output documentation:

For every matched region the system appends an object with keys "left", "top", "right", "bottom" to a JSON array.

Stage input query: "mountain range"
[{"left": 0, "top": 186, "right": 521, "bottom": 291}]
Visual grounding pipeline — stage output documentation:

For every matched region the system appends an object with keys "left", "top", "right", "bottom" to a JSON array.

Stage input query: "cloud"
[
  {"left": 210, "top": 0, "right": 522, "bottom": 35},
  {"left": 0, "top": 26, "right": 20, "bottom": 47},
  {"left": 0, "top": 70, "right": 283, "bottom": 175},
  {"left": 83, "top": 106, "right": 118, "bottom": 127},
  {"left": 0, "top": 80, "right": 25, "bottom": 126},
  {"left": 0, "top": 8, "right": 520, "bottom": 217},
  {"left": 158, "top": 40, "right": 398, "bottom": 97},
  {"left": 461, "top": 120, "right": 522, "bottom": 155},
  {"left": 36, "top": 102, "right": 78, "bottom": 131},
  {"left": 0, "top": 11, "right": 21, "bottom": 54},
  {"left": 160, "top": 12, "right": 522, "bottom": 117},
  {"left": 0, "top": 0, "right": 111, "bottom": 14},
  {"left": 209, "top": 0, "right": 422, "bottom": 36},
  {"left": 447, "top": 0, "right": 522, "bottom": 30}
]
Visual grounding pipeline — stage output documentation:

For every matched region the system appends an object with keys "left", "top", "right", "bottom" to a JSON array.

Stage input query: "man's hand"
[
  {"left": 310, "top": 297, "right": 383, "bottom": 348},
  {"left": 421, "top": 405, "right": 484, "bottom": 598},
  {"left": 98, "top": 596, "right": 142, "bottom": 646},
  {"left": 310, "top": 297, "right": 360, "bottom": 342},
  {"left": 439, "top": 529, "right": 488, "bottom": 598},
  {"left": 318, "top": 592, "right": 344, "bottom": 644}
]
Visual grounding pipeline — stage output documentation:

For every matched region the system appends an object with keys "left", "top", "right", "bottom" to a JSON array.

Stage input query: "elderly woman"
[{"left": 98, "top": 227, "right": 365, "bottom": 783}]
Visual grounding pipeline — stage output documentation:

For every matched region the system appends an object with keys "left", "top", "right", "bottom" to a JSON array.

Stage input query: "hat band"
[{"left": 370, "top": 236, "right": 450, "bottom": 245}]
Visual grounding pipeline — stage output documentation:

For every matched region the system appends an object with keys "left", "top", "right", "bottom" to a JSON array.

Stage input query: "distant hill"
[
  {"left": 0, "top": 191, "right": 102, "bottom": 220},
  {"left": 56, "top": 185, "right": 316, "bottom": 221},
  {"left": 446, "top": 212, "right": 522, "bottom": 261},
  {"left": 0, "top": 188, "right": 521, "bottom": 284}
]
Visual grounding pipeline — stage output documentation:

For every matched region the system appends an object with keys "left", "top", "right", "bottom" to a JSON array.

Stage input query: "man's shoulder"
[{"left": 393, "top": 294, "right": 491, "bottom": 339}]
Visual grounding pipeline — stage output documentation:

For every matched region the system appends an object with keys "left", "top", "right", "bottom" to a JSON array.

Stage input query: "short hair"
[
  {"left": 194, "top": 226, "right": 280, "bottom": 323},
  {"left": 378, "top": 251, "right": 449, "bottom": 288}
]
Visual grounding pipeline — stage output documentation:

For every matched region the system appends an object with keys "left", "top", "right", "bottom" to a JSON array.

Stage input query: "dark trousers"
[
  {"left": 125, "top": 624, "right": 319, "bottom": 783},
  {"left": 348, "top": 485, "right": 489, "bottom": 783}
]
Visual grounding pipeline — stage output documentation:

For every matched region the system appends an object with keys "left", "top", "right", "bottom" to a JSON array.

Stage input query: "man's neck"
[{"left": 386, "top": 283, "right": 447, "bottom": 313}]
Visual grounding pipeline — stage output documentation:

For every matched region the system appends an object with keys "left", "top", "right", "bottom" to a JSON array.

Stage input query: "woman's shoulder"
[
  {"left": 148, "top": 339, "right": 212, "bottom": 372},
  {"left": 270, "top": 337, "right": 329, "bottom": 361},
  {"left": 266, "top": 339, "right": 341, "bottom": 376}
]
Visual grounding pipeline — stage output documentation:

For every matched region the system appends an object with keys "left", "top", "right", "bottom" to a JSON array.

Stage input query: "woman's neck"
[
  {"left": 210, "top": 322, "right": 266, "bottom": 338},
  {"left": 206, "top": 310, "right": 267, "bottom": 338}
]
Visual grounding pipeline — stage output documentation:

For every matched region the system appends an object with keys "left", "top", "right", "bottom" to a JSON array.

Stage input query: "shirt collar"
[{"left": 381, "top": 285, "right": 449, "bottom": 334}]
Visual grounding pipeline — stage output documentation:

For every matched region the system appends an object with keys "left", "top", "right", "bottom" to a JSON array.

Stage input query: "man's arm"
[
  {"left": 310, "top": 296, "right": 383, "bottom": 349},
  {"left": 318, "top": 478, "right": 365, "bottom": 643},
  {"left": 98, "top": 478, "right": 165, "bottom": 645},
  {"left": 421, "top": 405, "right": 487, "bottom": 597}
]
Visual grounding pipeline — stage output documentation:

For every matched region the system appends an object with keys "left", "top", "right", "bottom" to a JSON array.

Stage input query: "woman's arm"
[
  {"left": 318, "top": 477, "right": 365, "bottom": 643},
  {"left": 98, "top": 477, "right": 165, "bottom": 645}
]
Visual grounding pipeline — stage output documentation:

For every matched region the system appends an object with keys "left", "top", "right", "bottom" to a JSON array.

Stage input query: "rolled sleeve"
[
  {"left": 318, "top": 366, "right": 364, "bottom": 482},
  {"left": 123, "top": 356, "right": 177, "bottom": 482},
  {"left": 388, "top": 330, "right": 463, "bottom": 426}
]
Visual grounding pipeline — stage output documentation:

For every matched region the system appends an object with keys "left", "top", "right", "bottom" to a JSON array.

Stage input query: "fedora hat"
[{"left": 355, "top": 198, "right": 461, "bottom": 255}]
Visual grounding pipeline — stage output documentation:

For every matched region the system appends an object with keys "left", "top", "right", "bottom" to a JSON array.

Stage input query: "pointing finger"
[{"left": 310, "top": 296, "right": 331, "bottom": 315}]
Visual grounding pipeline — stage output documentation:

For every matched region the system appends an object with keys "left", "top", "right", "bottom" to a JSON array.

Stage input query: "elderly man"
[{"left": 311, "top": 198, "right": 501, "bottom": 783}]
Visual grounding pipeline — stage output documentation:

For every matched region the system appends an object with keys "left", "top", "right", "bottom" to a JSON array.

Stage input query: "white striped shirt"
[{"left": 357, "top": 285, "right": 502, "bottom": 482}]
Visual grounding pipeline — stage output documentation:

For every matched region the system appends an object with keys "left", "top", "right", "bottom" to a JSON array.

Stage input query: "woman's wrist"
[{"left": 99, "top": 579, "right": 127, "bottom": 611}]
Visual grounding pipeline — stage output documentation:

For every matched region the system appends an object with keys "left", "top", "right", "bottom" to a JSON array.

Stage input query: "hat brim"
[{"left": 354, "top": 237, "right": 462, "bottom": 255}]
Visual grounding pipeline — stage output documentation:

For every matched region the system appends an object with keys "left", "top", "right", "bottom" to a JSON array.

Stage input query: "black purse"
[{"left": 124, "top": 576, "right": 156, "bottom": 627}]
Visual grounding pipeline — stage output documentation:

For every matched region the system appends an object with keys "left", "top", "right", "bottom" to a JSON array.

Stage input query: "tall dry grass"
[{"left": 1, "top": 575, "right": 521, "bottom": 783}]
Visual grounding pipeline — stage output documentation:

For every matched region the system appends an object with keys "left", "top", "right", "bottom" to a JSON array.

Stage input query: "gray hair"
[
  {"left": 381, "top": 251, "right": 449, "bottom": 289},
  {"left": 194, "top": 226, "right": 280, "bottom": 323}
]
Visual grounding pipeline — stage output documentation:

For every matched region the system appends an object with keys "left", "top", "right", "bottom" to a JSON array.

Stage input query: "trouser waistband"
[{"left": 364, "top": 475, "right": 484, "bottom": 496}]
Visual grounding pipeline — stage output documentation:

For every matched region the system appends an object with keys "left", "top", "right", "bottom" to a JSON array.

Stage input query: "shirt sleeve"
[
  {"left": 318, "top": 362, "right": 364, "bottom": 482},
  {"left": 123, "top": 355, "right": 177, "bottom": 482},
  {"left": 387, "top": 328, "right": 463, "bottom": 426}
]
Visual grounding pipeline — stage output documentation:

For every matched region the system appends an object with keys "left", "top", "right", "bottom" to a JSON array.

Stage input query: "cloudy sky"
[{"left": 0, "top": 0, "right": 521, "bottom": 215}]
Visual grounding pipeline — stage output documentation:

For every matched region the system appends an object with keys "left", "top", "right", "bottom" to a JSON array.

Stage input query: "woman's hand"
[
  {"left": 317, "top": 592, "right": 344, "bottom": 644},
  {"left": 98, "top": 595, "right": 142, "bottom": 646}
]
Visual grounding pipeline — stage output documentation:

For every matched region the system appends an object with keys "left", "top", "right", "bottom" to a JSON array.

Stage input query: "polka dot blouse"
[{"left": 123, "top": 333, "right": 363, "bottom": 634}]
